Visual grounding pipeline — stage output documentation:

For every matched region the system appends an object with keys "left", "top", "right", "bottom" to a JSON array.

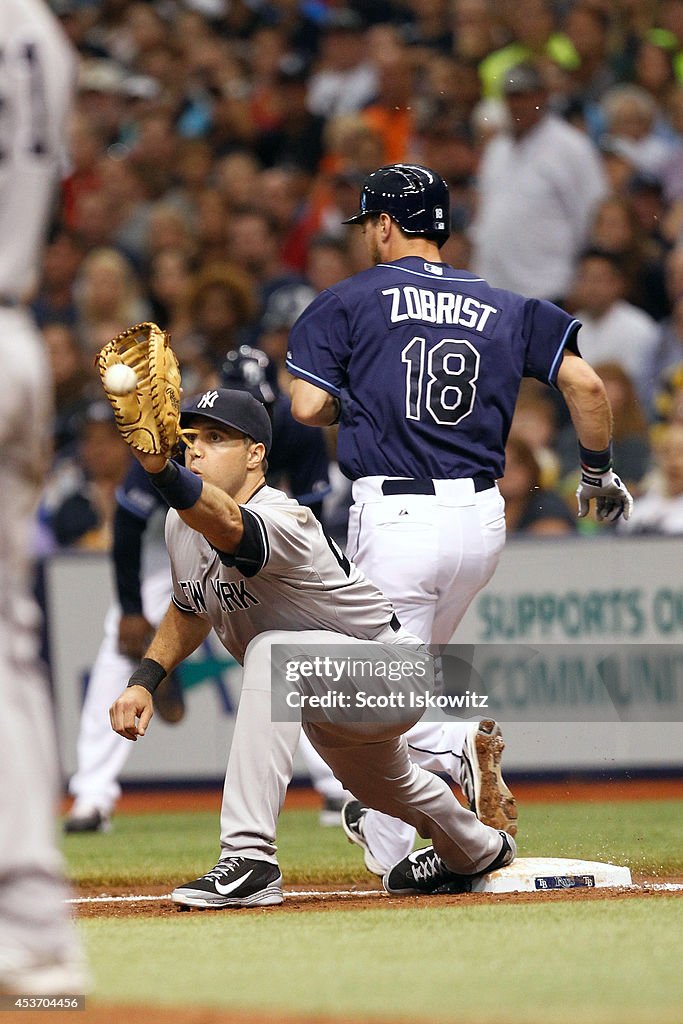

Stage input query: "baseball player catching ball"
[
  {"left": 287, "top": 163, "right": 634, "bottom": 874},
  {"left": 102, "top": 327, "right": 517, "bottom": 902},
  {"left": 66, "top": 347, "right": 346, "bottom": 833},
  {"left": 0, "top": 0, "right": 88, "bottom": 994}
]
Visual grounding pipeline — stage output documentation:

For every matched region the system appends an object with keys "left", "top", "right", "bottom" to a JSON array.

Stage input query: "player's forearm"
[
  {"left": 145, "top": 601, "right": 210, "bottom": 673},
  {"left": 290, "top": 379, "right": 341, "bottom": 426},
  {"left": 145, "top": 460, "right": 245, "bottom": 553},
  {"left": 176, "top": 478, "right": 245, "bottom": 553},
  {"left": 556, "top": 353, "right": 612, "bottom": 451}
]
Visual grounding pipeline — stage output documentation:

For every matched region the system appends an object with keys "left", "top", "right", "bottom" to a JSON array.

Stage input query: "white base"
[{"left": 472, "top": 857, "right": 632, "bottom": 893}]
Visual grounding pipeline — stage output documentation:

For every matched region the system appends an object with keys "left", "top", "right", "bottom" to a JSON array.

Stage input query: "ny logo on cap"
[{"left": 197, "top": 390, "right": 219, "bottom": 409}]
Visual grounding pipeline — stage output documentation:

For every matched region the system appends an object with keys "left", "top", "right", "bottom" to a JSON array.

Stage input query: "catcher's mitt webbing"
[{"left": 98, "top": 322, "right": 195, "bottom": 457}]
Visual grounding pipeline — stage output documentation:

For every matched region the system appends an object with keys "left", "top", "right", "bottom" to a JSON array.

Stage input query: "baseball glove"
[{"left": 98, "top": 322, "right": 184, "bottom": 457}]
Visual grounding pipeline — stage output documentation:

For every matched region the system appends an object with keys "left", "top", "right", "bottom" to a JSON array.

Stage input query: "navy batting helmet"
[{"left": 342, "top": 163, "right": 450, "bottom": 246}]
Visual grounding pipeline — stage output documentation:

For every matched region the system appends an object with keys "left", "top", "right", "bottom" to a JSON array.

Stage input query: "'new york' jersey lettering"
[
  {"left": 168, "top": 486, "right": 397, "bottom": 664},
  {"left": 286, "top": 257, "right": 581, "bottom": 480}
]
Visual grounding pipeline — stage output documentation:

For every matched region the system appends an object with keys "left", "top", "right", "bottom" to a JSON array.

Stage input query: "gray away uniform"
[{"left": 166, "top": 485, "right": 501, "bottom": 872}]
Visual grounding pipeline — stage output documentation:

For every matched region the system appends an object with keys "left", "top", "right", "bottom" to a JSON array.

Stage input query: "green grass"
[
  {"left": 82, "top": 900, "right": 683, "bottom": 1024},
  {"left": 65, "top": 798, "right": 683, "bottom": 1023},
  {"left": 63, "top": 799, "right": 683, "bottom": 887}
]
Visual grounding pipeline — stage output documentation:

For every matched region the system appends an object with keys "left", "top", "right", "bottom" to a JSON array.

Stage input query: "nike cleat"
[
  {"left": 383, "top": 831, "right": 516, "bottom": 896},
  {"left": 171, "top": 856, "right": 283, "bottom": 909}
]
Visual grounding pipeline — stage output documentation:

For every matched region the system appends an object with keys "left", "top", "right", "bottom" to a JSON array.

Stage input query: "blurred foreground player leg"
[{"left": 0, "top": 0, "right": 88, "bottom": 991}]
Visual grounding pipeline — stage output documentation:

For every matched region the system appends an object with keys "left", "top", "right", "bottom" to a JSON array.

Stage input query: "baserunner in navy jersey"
[{"left": 289, "top": 163, "right": 633, "bottom": 886}]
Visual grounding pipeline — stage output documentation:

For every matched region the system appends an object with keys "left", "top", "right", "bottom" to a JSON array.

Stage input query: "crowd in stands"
[{"left": 36, "top": 0, "right": 683, "bottom": 551}]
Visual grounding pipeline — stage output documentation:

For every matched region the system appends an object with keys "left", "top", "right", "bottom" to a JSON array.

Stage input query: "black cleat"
[
  {"left": 383, "top": 831, "right": 517, "bottom": 896},
  {"left": 171, "top": 856, "right": 283, "bottom": 908},
  {"left": 341, "top": 800, "right": 385, "bottom": 875}
]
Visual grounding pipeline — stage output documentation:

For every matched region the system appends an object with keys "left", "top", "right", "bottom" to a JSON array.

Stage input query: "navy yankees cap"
[{"left": 180, "top": 388, "right": 272, "bottom": 454}]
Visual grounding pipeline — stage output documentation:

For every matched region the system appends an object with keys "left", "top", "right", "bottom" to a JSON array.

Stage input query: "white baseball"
[{"left": 104, "top": 363, "right": 138, "bottom": 396}]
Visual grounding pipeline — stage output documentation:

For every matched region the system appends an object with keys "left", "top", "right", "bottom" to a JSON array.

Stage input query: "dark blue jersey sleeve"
[
  {"left": 269, "top": 394, "right": 329, "bottom": 509},
  {"left": 522, "top": 299, "right": 581, "bottom": 388},
  {"left": 116, "top": 459, "right": 166, "bottom": 521},
  {"left": 113, "top": 504, "right": 146, "bottom": 615},
  {"left": 286, "top": 289, "right": 352, "bottom": 396}
]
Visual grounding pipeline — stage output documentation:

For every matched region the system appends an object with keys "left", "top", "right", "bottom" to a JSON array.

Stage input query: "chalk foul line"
[{"left": 68, "top": 882, "right": 683, "bottom": 906}]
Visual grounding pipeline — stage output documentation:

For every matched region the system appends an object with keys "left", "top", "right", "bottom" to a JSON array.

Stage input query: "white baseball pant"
[
  {"left": 346, "top": 477, "right": 506, "bottom": 869},
  {"left": 68, "top": 566, "right": 172, "bottom": 813}
]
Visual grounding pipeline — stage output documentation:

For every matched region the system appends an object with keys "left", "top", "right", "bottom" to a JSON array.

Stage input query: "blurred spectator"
[
  {"left": 166, "top": 138, "right": 214, "bottom": 212},
  {"left": 652, "top": 294, "right": 683, "bottom": 386},
  {"left": 625, "top": 171, "right": 671, "bottom": 263},
  {"left": 561, "top": 4, "right": 615, "bottom": 121},
  {"left": 478, "top": 0, "right": 579, "bottom": 98},
  {"left": 244, "top": 25, "right": 290, "bottom": 134},
  {"left": 305, "top": 235, "right": 353, "bottom": 293},
  {"left": 631, "top": 36, "right": 679, "bottom": 108},
  {"left": 97, "top": 155, "right": 153, "bottom": 269},
  {"left": 593, "top": 362, "right": 652, "bottom": 489},
  {"left": 45, "top": 402, "right": 132, "bottom": 551},
  {"left": 259, "top": 165, "right": 313, "bottom": 271},
  {"left": 62, "top": 112, "right": 105, "bottom": 230},
  {"left": 31, "top": 228, "right": 84, "bottom": 330},
  {"left": 306, "top": 10, "right": 377, "bottom": 118},
  {"left": 587, "top": 194, "right": 668, "bottom": 320},
  {"left": 498, "top": 436, "right": 576, "bottom": 536},
  {"left": 256, "top": 283, "right": 316, "bottom": 389},
  {"left": 254, "top": 56, "right": 325, "bottom": 172},
  {"left": 361, "top": 46, "right": 418, "bottom": 163},
  {"left": 71, "top": 188, "right": 120, "bottom": 253},
  {"left": 145, "top": 202, "right": 197, "bottom": 266},
  {"left": 194, "top": 187, "right": 231, "bottom": 264},
  {"left": 74, "top": 247, "right": 151, "bottom": 354},
  {"left": 179, "top": 262, "right": 258, "bottom": 392},
  {"left": 226, "top": 206, "right": 309, "bottom": 328},
  {"left": 470, "top": 62, "right": 607, "bottom": 302},
  {"left": 652, "top": 362, "right": 683, "bottom": 424},
  {"left": 214, "top": 150, "right": 264, "bottom": 211},
  {"left": 128, "top": 108, "right": 179, "bottom": 199},
  {"left": 418, "top": 55, "right": 483, "bottom": 143},
  {"left": 600, "top": 84, "right": 676, "bottom": 180},
  {"left": 76, "top": 57, "right": 128, "bottom": 145},
  {"left": 567, "top": 248, "right": 659, "bottom": 407},
  {"left": 43, "top": 323, "right": 97, "bottom": 457},
  {"left": 619, "top": 423, "right": 683, "bottom": 534},
  {"left": 401, "top": 0, "right": 452, "bottom": 53},
  {"left": 509, "top": 382, "right": 561, "bottom": 487},
  {"left": 451, "top": 0, "right": 500, "bottom": 66},
  {"left": 147, "top": 248, "right": 194, "bottom": 336}
]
